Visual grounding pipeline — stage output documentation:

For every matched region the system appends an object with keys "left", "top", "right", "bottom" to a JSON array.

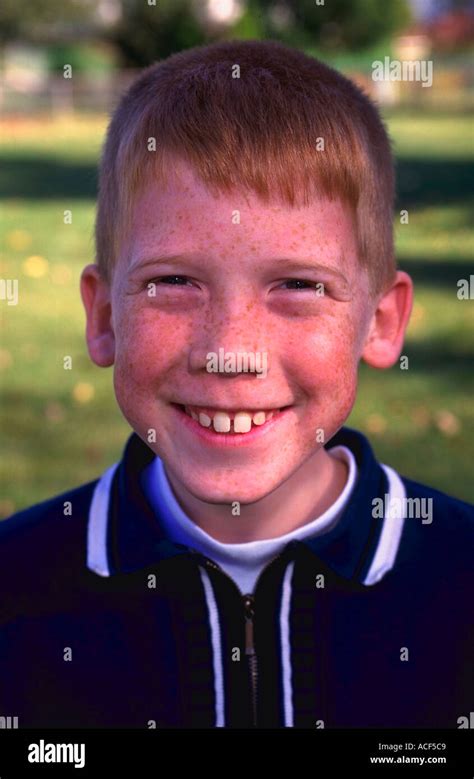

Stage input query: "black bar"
[{"left": 0, "top": 728, "right": 471, "bottom": 775}]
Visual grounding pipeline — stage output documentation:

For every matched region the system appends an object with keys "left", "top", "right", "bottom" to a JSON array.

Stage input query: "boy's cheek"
[
  {"left": 295, "top": 335, "right": 360, "bottom": 439},
  {"left": 288, "top": 322, "right": 361, "bottom": 392},
  {"left": 110, "top": 314, "right": 183, "bottom": 420},
  {"left": 113, "top": 305, "right": 190, "bottom": 367},
  {"left": 311, "top": 366, "right": 358, "bottom": 436}
]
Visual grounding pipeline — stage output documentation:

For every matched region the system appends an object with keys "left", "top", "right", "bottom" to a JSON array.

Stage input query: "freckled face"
[{"left": 110, "top": 159, "right": 374, "bottom": 503}]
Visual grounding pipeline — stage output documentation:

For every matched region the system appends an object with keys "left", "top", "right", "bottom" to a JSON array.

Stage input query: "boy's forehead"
[{"left": 127, "top": 158, "right": 357, "bottom": 259}]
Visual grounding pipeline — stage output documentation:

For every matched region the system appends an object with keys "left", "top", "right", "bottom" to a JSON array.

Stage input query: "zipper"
[
  {"left": 243, "top": 593, "right": 258, "bottom": 726},
  {"left": 240, "top": 550, "right": 286, "bottom": 727},
  {"left": 192, "top": 546, "right": 296, "bottom": 728},
  {"left": 196, "top": 555, "right": 260, "bottom": 725}
]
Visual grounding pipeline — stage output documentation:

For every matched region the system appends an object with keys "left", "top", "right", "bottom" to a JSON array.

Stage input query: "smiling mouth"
[{"left": 175, "top": 404, "right": 287, "bottom": 434}]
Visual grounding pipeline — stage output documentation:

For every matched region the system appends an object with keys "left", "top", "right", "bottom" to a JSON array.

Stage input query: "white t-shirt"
[{"left": 142, "top": 445, "right": 358, "bottom": 594}]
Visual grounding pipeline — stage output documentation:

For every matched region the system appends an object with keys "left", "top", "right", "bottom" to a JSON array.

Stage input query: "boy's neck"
[{"left": 163, "top": 449, "right": 348, "bottom": 544}]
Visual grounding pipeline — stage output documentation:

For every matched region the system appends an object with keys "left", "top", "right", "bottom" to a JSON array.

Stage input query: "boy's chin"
[{"left": 178, "top": 476, "right": 280, "bottom": 507}]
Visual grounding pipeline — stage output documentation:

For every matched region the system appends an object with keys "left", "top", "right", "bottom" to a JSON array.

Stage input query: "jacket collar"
[
  {"left": 299, "top": 426, "right": 389, "bottom": 582},
  {"left": 87, "top": 427, "right": 391, "bottom": 584}
]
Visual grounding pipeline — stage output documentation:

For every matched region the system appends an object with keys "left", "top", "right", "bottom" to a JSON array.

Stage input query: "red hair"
[{"left": 95, "top": 39, "right": 396, "bottom": 293}]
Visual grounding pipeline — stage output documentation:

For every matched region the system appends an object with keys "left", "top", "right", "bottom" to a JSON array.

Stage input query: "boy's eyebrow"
[{"left": 129, "top": 254, "right": 351, "bottom": 285}]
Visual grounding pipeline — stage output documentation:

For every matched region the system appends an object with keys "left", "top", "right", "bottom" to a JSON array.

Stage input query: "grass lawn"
[{"left": 0, "top": 110, "right": 473, "bottom": 515}]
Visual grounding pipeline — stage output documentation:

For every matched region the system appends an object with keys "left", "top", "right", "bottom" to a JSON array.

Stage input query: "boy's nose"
[{"left": 188, "top": 304, "right": 268, "bottom": 374}]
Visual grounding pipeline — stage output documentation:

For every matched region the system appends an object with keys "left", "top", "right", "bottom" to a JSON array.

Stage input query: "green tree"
[
  {"left": 259, "top": 0, "right": 412, "bottom": 51},
  {"left": 110, "top": 0, "right": 205, "bottom": 67}
]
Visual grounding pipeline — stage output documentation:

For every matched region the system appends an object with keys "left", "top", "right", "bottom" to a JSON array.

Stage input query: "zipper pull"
[{"left": 244, "top": 594, "right": 255, "bottom": 655}]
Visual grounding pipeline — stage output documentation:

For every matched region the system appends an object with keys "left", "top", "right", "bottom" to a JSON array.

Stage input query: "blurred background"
[{"left": 0, "top": 0, "right": 473, "bottom": 515}]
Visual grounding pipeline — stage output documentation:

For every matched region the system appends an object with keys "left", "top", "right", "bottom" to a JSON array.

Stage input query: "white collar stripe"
[
  {"left": 199, "top": 567, "right": 226, "bottom": 727},
  {"left": 363, "top": 464, "right": 407, "bottom": 586},
  {"left": 280, "top": 560, "right": 296, "bottom": 727},
  {"left": 86, "top": 463, "right": 119, "bottom": 577}
]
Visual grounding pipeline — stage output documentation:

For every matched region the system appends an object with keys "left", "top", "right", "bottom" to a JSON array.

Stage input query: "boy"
[{"left": 1, "top": 40, "right": 472, "bottom": 729}]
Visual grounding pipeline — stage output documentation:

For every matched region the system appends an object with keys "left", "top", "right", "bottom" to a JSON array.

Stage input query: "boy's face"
[{"left": 89, "top": 159, "right": 379, "bottom": 504}]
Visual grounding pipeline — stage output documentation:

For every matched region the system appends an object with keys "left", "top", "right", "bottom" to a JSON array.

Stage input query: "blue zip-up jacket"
[{"left": 0, "top": 427, "right": 472, "bottom": 728}]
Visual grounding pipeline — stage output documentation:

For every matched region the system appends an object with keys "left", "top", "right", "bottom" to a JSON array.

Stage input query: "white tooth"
[
  {"left": 233, "top": 412, "right": 252, "bottom": 433},
  {"left": 198, "top": 412, "right": 212, "bottom": 427},
  {"left": 213, "top": 412, "right": 231, "bottom": 433},
  {"left": 190, "top": 410, "right": 199, "bottom": 420},
  {"left": 252, "top": 411, "right": 266, "bottom": 426},
  {"left": 266, "top": 411, "right": 274, "bottom": 421}
]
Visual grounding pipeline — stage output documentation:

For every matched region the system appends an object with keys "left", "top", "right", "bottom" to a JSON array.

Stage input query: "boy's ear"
[
  {"left": 361, "top": 271, "right": 413, "bottom": 369},
  {"left": 80, "top": 264, "right": 115, "bottom": 367}
]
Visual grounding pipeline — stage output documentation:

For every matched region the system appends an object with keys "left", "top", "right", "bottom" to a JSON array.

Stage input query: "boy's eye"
[
  {"left": 152, "top": 275, "right": 189, "bottom": 286},
  {"left": 280, "top": 279, "right": 323, "bottom": 291}
]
